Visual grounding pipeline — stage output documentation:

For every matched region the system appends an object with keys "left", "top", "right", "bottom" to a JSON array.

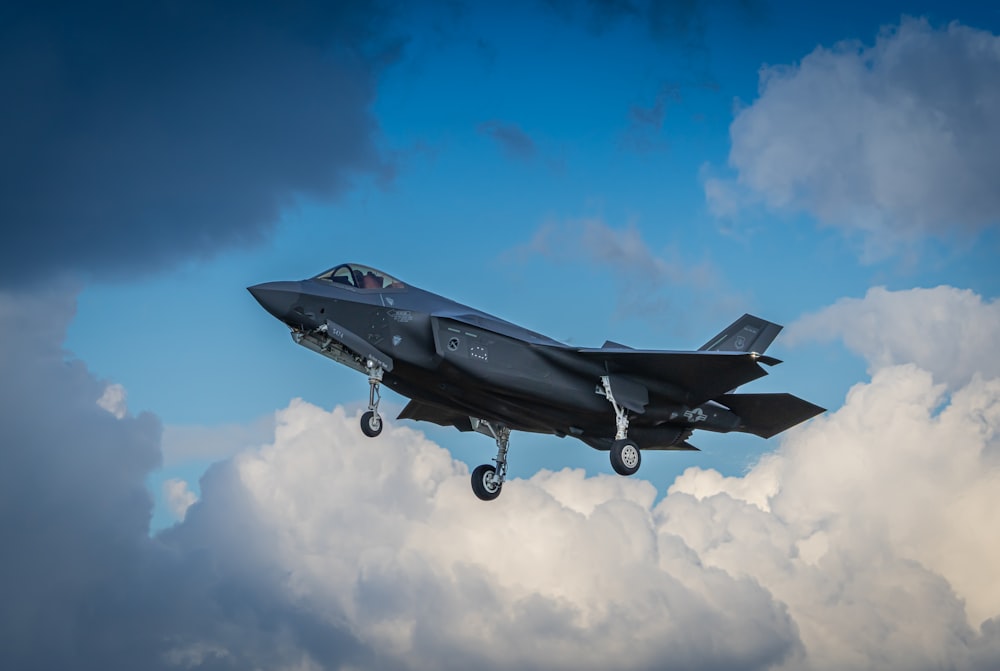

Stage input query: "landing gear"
[
  {"left": 360, "top": 361, "right": 383, "bottom": 437},
  {"left": 471, "top": 464, "right": 501, "bottom": 501},
  {"left": 360, "top": 410, "right": 382, "bottom": 438},
  {"left": 600, "top": 376, "right": 641, "bottom": 476},
  {"left": 610, "top": 438, "right": 641, "bottom": 476},
  {"left": 471, "top": 421, "right": 510, "bottom": 501}
]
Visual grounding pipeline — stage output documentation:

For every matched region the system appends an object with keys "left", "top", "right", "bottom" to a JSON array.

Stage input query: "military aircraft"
[{"left": 249, "top": 263, "right": 824, "bottom": 501}]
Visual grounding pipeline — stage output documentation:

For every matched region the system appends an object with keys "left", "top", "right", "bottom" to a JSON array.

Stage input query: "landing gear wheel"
[
  {"left": 360, "top": 411, "right": 382, "bottom": 438},
  {"left": 471, "top": 464, "right": 502, "bottom": 501},
  {"left": 610, "top": 439, "right": 641, "bottom": 476}
]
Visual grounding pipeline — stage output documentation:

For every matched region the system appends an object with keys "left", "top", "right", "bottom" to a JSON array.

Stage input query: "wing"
[
  {"left": 567, "top": 348, "right": 780, "bottom": 406},
  {"left": 397, "top": 399, "right": 474, "bottom": 432}
]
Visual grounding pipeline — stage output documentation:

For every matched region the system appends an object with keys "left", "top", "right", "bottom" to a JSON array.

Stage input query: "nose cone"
[{"left": 248, "top": 281, "right": 302, "bottom": 321}]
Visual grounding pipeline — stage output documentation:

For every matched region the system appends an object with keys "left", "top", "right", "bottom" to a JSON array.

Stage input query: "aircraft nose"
[{"left": 247, "top": 281, "right": 301, "bottom": 321}]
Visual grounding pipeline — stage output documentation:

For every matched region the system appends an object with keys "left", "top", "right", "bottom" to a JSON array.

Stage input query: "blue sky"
[{"left": 3, "top": 1, "right": 1000, "bottom": 669}]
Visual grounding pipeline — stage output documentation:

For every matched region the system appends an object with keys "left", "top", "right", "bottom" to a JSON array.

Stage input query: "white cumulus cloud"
[
  {"left": 163, "top": 479, "right": 199, "bottom": 520},
  {"left": 786, "top": 285, "right": 1000, "bottom": 388},
  {"left": 706, "top": 17, "right": 1000, "bottom": 259},
  {"left": 97, "top": 382, "right": 128, "bottom": 419}
]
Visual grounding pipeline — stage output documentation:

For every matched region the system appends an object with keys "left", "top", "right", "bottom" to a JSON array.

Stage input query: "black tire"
[
  {"left": 360, "top": 411, "right": 382, "bottom": 438},
  {"left": 471, "top": 464, "right": 502, "bottom": 501},
  {"left": 610, "top": 439, "right": 641, "bottom": 476}
]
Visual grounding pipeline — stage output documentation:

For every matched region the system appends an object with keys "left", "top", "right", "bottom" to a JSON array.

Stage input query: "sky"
[{"left": 1, "top": 1, "right": 999, "bottom": 669}]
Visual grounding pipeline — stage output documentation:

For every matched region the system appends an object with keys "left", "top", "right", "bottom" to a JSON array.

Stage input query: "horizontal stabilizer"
[
  {"left": 720, "top": 393, "right": 825, "bottom": 439},
  {"left": 569, "top": 349, "right": 771, "bottom": 406},
  {"left": 700, "top": 314, "right": 783, "bottom": 355},
  {"left": 602, "top": 340, "right": 632, "bottom": 349}
]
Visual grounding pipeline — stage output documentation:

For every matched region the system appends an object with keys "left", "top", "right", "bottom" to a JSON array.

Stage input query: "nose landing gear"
[{"left": 360, "top": 361, "right": 384, "bottom": 438}]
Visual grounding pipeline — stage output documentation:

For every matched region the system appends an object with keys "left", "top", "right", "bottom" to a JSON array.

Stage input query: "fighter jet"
[{"left": 249, "top": 263, "right": 824, "bottom": 501}]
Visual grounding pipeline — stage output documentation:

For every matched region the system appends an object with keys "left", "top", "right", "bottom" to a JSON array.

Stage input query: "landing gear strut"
[
  {"left": 471, "top": 421, "right": 509, "bottom": 501},
  {"left": 360, "top": 361, "right": 383, "bottom": 438},
  {"left": 600, "top": 376, "right": 641, "bottom": 476}
]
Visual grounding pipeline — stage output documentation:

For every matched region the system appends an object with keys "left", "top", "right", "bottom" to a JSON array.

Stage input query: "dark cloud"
[
  {"left": 0, "top": 287, "right": 158, "bottom": 669},
  {"left": 0, "top": 289, "right": 373, "bottom": 670},
  {"left": 544, "top": 0, "right": 701, "bottom": 41},
  {"left": 477, "top": 119, "right": 537, "bottom": 160},
  {"left": 543, "top": 0, "right": 757, "bottom": 47},
  {"left": 620, "top": 83, "right": 682, "bottom": 152},
  {"left": 0, "top": 0, "right": 400, "bottom": 287}
]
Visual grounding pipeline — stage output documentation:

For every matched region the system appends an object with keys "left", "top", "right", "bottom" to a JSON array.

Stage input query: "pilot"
[{"left": 361, "top": 272, "right": 382, "bottom": 289}]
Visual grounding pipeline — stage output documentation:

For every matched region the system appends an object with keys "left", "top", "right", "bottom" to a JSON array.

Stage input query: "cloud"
[
  {"left": 0, "top": 287, "right": 374, "bottom": 670},
  {"left": 786, "top": 285, "right": 1000, "bottom": 389},
  {"left": 619, "top": 83, "right": 681, "bottom": 153},
  {"left": 0, "top": 287, "right": 163, "bottom": 669},
  {"left": 170, "top": 402, "right": 802, "bottom": 671},
  {"left": 3, "top": 283, "right": 1000, "bottom": 669},
  {"left": 477, "top": 120, "right": 537, "bottom": 160},
  {"left": 0, "top": 0, "right": 399, "bottom": 287},
  {"left": 97, "top": 382, "right": 128, "bottom": 419},
  {"left": 705, "top": 17, "right": 1000, "bottom": 259},
  {"left": 544, "top": 0, "right": 714, "bottom": 47},
  {"left": 519, "top": 217, "right": 739, "bottom": 329},
  {"left": 161, "top": 414, "right": 276, "bottom": 467},
  {"left": 163, "top": 479, "right": 198, "bottom": 520},
  {"left": 668, "top": 364, "right": 1000, "bottom": 662}
]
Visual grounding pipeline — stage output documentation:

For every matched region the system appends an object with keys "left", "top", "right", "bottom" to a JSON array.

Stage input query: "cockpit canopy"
[{"left": 313, "top": 264, "right": 406, "bottom": 290}]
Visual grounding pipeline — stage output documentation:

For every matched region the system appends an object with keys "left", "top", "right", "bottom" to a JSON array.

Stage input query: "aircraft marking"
[{"left": 684, "top": 407, "right": 708, "bottom": 422}]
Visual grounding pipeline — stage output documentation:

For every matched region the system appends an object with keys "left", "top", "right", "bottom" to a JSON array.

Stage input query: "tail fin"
[{"left": 699, "top": 314, "right": 783, "bottom": 355}]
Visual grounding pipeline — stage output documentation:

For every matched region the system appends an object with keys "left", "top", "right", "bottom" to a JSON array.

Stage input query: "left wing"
[{"left": 397, "top": 399, "right": 474, "bottom": 431}]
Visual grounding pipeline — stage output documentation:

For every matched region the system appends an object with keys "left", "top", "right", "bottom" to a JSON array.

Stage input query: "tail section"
[{"left": 700, "top": 314, "right": 783, "bottom": 355}]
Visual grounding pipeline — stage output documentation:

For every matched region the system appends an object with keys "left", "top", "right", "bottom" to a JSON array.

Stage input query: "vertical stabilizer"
[{"left": 699, "top": 314, "right": 783, "bottom": 355}]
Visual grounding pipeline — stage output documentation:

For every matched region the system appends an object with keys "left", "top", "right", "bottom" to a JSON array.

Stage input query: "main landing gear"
[
  {"left": 471, "top": 421, "right": 509, "bottom": 501},
  {"left": 600, "top": 376, "right": 641, "bottom": 476},
  {"left": 359, "top": 360, "right": 384, "bottom": 438}
]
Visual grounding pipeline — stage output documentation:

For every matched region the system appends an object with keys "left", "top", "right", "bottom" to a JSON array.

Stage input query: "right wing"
[{"left": 567, "top": 348, "right": 779, "bottom": 406}]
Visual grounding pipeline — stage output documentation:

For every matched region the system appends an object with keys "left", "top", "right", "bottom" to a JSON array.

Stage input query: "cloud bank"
[
  {"left": 0, "top": 0, "right": 398, "bottom": 286},
  {"left": 2, "top": 283, "right": 999, "bottom": 669},
  {"left": 787, "top": 285, "right": 1000, "bottom": 389},
  {"left": 706, "top": 17, "right": 1000, "bottom": 258}
]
